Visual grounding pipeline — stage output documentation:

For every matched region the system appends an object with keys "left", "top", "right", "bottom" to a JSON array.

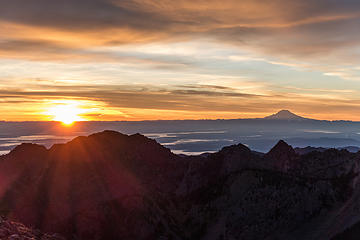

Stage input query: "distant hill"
[
  {"left": 294, "top": 146, "right": 360, "bottom": 155},
  {"left": 264, "top": 110, "right": 309, "bottom": 120}
]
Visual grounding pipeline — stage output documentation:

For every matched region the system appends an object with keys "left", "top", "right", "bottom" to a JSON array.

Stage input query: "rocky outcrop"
[
  {"left": 0, "top": 216, "right": 64, "bottom": 240},
  {"left": 264, "top": 140, "right": 299, "bottom": 171}
]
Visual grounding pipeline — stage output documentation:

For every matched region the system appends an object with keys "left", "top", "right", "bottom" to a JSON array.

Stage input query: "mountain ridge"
[{"left": 1, "top": 130, "right": 360, "bottom": 239}]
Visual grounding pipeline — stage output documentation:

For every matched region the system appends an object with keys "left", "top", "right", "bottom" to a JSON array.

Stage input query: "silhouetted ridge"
[
  {"left": 294, "top": 146, "right": 328, "bottom": 155},
  {"left": 4, "top": 143, "right": 48, "bottom": 167},
  {"left": 1, "top": 131, "right": 360, "bottom": 239},
  {"left": 219, "top": 143, "right": 251, "bottom": 155},
  {"left": 9, "top": 143, "right": 47, "bottom": 155},
  {"left": 268, "top": 140, "right": 294, "bottom": 152},
  {"left": 264, "top": 140, "right": 299, "bottom": 171},
  {"left": 85, "top": 130, "right": 169, "bottom": 152},
  {"left": 49, "top": 130, "right": 171, "bottom": 158}
]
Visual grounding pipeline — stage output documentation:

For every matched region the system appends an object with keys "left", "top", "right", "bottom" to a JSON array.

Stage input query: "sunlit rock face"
[{"left": 0, "top": 130, "right": 360, "bottom": 239}]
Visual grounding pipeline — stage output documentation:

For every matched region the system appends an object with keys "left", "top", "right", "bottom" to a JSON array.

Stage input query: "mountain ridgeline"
[
  {"left": 2, "top": 110, "right": 360, "bottom": 155},
  {"left": 0, "top": 130, "right": 360, "bottom": 239}
]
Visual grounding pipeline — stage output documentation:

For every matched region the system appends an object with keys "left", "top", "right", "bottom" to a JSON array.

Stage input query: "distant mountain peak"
[{"left": 264, "top": 110, "right": 307, "bottom": 120}]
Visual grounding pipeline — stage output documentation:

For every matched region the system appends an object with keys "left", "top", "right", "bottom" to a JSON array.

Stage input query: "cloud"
[
  {"left": 0, "top": 84, "right": 260, "bottom": 111},
  {"left": 1, "top": 83, "right": 360, "bottom": 121},
  {"left": 0, "top": 39, "right": 195, "bottom": 70},
  {"left": 1, "top": 0, "right": 360, "bottom": 64},
  {"left": 1, "top": 0, "right": 360, "bottom": 120},
  {"left": 0, "top": 0, "right": 170, "bottom": 31}
]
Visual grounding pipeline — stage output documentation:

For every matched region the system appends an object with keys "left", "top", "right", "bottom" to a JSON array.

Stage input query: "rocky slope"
[
  {"left": 0, "top": 130, "right": 360, "bottom": 239},
  {"left": 0, "top": 216, "right": 64, "bottom": 240}
]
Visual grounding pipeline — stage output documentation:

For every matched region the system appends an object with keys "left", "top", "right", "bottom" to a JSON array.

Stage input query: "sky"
[{"left": 1, "top": 0, "right": 360, "bottom": 121}]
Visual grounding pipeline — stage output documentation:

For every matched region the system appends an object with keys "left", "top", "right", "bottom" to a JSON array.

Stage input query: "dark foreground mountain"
[{"left": 0, "top": 130, "right": 360, "bottom": 239}]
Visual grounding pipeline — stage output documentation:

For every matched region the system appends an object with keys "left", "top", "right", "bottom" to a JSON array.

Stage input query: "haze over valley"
[{"left": 1, "top": 110, "right": 360, "bottom": 155}]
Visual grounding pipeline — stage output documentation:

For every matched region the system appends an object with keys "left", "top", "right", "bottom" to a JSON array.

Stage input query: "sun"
[{"left": 46, "top": 101, "right": 86, "bottom": 125}]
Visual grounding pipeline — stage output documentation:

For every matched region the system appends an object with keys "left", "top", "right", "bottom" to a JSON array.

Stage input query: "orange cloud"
[
  {"left": 1, "top": 0, "right": 360, "bottom": 64},
  {"left": 1, "top": 83, "right": 360, "bottom": 121},
  {"left": 1, "top": 0, "right": 360, "bottom": 121}
]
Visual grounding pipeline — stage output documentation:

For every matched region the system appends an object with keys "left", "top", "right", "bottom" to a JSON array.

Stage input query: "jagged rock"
[{"left": 264, "top": 140, "right": 299, "bottom": 171}]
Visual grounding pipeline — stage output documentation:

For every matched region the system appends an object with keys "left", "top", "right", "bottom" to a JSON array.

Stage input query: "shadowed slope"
[
  {"left": 0, "top": 131, "right": 186, "bottom": 239},
  {"left": 0, "top": 131, "right": 360, "bottom": 239},
  {"left": 264, "top": 140, "right": 299, "bottom": 171}
]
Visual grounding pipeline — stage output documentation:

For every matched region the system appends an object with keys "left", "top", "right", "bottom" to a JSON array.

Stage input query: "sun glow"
[{"left": 45, "top": 101, "right": 87, "bottom": 125}]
